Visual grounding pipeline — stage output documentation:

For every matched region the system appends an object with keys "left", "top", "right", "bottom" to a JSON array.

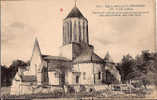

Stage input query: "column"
[
  {"left": 70, "top": 21, "right": 72, "bottom": 43},
  {"left": 67, "top": 22, "right": 69, "bottom": 43},
  {"left": 72, "top": 20, "right": 74, "bottom": 42},
  {"left": 63, "top": 23, "right": 65, "bottom": 45},
  {"left": 86, "top": 23, "right": 89, "bottom": 44},
  {"left": 83, "top": 21, "right": 85, "bottom": 42},
  {"left": 65, "top": 22, "right": 68, "bottom": 44}
]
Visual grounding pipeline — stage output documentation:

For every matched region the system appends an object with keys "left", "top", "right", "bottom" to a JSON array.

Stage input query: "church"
[{"left": 10, "top": 5, "right": 121, "bottom": 95}]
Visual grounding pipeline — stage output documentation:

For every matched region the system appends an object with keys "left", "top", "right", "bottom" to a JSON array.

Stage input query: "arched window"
[{"left": 73, "top": 21, "right": 77, "bottom": 41}]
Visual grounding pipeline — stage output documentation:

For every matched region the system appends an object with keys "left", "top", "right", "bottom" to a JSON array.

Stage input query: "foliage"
[
  {"left": 117, "top": 50, "right": 157, "bottom": 86},
  {"left": 116, "top": 54, "right": 136, "bottom": 82},
  {"left": 1, "top": 65, "right": 11, "bottom": 86},
  {"left": 1, "top": 59, "right": 29, "bottom": 87}
]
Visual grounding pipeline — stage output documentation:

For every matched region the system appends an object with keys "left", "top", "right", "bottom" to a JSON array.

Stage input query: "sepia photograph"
[{"left": 1, "top": 0, "right": 157, "bottom": 99}]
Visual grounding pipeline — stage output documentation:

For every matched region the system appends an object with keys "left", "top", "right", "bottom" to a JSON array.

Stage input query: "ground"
[
  {"left": 1, "top": 85, "right": 156, "bottom": 99},
  {"left": 1, "top": 87, "right": 10, "bottom": 96}
]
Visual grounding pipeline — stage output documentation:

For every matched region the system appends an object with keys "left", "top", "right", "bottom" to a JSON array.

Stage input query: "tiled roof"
[
  {"left": 42, "top": 55, "right": 71, "bottom": 62},
  {"left": 47, "top": 60, "right": 72, "bottom": 71},
  {"left": 21, "top": 75, "right": 36, "bottom": 82},
  {"left": 41, "top": 55, "right": 72, "bottom": 71},
  {"left": 73, "top": 51, "right": 104, "bottom": 64},
  {"left": 65, "top": 6, "right": 85, "bottom": 19}
]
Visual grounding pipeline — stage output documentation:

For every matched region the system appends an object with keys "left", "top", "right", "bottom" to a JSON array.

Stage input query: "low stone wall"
[
  {"left": 21, "top": 85, "right": 33, "bottom": 95},
  {"left": 65, "top": 84, "right": 112, "bottom": 93},
  {"left": 93, "top": 85, "right": 112, "bottom": 91},
  {"left": 33, "top": 86, "right": 63, "bottom": 94},
  {"left": 64, "top": 84, "right": 136, "bottom": 93},
  {"left": 11, "top": 85, "right": 63, "bottom": 95},
  {"left": 7, "top": 84, "right": 152, "bottom": 98},
  {"left": 10, "top": 84, "right": 136, "bottom": 96}
]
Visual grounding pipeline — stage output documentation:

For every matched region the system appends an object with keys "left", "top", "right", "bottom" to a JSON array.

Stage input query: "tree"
[
  {"left": 8, "top": 59, "right": 28, "bottom": 81},
  {"left": 118, "top": 54, "right": 136, "bottom": 83},
  {"left": 1, "top": 60, "right": 29, "bottom": 87},
  {"left": 0, "top": 65, "right": 11, "bottom": 86},
  {"left": 133, "top": 50, "right": 157, "bottom": 87}
]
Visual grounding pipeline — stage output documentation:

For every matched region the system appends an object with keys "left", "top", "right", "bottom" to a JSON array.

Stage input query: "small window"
[
  {"left": 54, "top": 72, "right": 59, "bottom": 78},
  {"left": 98, "top": 72, "right": 101, "bottom": 79},
  {"left": 76, "top": 76, "right": 79, "bottom": 83},
  {"left": 83, "top": 72, "right": 86, "bottom": 80}
]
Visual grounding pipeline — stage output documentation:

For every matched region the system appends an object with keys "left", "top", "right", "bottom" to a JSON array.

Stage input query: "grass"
[
  {"left": 1, "top": 89, "right": 148, "bottom": 99},
  {"left": 1, "top": 85, "right": 152, "bottom": 99}
]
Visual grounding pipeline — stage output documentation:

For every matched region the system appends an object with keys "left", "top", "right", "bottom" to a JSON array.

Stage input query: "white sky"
[{"left": 1, "top": 0, "right": 156, "bottom": 66}]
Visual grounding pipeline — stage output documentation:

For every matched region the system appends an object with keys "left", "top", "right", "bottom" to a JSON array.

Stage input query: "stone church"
[{"left": 11, "top": 5, "right": 121, "bottom": 95}]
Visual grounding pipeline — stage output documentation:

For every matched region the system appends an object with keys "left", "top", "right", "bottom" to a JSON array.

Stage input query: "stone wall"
[
  {"left": 72, "top": 63, "right": 104, "bottom": 85},
  {"left": 64, "top": 84, "right": 112, "bottom": 93},
  {"left": 48, "top": 71, "right": 60, "bottom": 85},
  {"left": 11, "top": 84, "right": 63, "bottom": 95}
]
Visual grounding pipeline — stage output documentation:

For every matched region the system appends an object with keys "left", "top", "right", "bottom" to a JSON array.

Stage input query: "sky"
[{"left": 1, "top": 0, "right": 156, "bottom": 66}]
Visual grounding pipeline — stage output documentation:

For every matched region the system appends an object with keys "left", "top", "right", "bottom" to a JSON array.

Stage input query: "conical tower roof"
[
  {"left": 65, "top": 6, "right": 85, "bottom": 19},
  {"left": 104, "top": 51, "right": 113, "bottom": 63}
]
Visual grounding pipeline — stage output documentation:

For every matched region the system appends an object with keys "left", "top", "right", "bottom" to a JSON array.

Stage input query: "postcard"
[{"left": 1, "top": 0, "right": 157, "bottom": 99}]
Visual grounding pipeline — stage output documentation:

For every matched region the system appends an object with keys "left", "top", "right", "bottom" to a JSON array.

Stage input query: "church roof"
[
  {"left": 65, "top": 6, "right": 85, "bottom": 19},
  {"left": 42, "top": 55, "right": 71, "bottom": 62},
  {"left": 73, "top": 51, "right": 104, "bottom": 64}
]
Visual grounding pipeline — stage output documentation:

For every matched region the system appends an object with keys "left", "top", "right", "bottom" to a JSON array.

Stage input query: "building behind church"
[{"left": 10, "top": 5, "right": 121, "bottom": 95}]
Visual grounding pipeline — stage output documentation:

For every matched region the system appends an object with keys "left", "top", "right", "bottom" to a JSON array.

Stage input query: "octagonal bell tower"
[
  {"left": 60, "top": 5, "right": 92, "bottom": 60},
  {"left": 63, "top": 5, "right": 89, "bottom": 45}
]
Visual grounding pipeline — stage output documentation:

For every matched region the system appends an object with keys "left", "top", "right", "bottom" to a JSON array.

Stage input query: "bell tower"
[
  {"left": 60, "top": 4, "right": 91, "bottom": 60},
  {"left": 62, "top": 5, "right": 89, "bottom": 45}
]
